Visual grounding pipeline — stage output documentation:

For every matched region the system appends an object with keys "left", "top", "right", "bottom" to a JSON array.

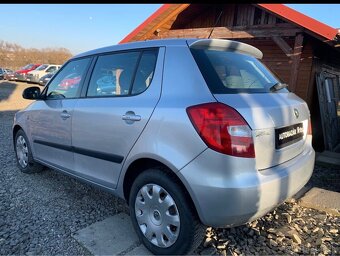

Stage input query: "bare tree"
[{"left": 0, "top": 40, "right": 73, "bottom": 70}]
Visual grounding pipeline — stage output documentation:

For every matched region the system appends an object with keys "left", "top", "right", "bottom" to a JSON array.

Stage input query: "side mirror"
[{"left": 22, "top": 86, "right": 41, "bottom": 100}]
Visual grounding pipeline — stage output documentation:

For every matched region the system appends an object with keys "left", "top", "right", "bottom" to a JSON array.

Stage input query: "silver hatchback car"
[{"left": 13, "top": 39, "right": 315, "bottom": 255}]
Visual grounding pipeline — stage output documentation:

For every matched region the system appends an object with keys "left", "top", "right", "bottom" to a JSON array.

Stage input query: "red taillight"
[
  {"left": 308, "top": 118, "right": 312, "bottom": 135},
  {"left": 187, "top": 102, "right": 255, "bottom": 158}
]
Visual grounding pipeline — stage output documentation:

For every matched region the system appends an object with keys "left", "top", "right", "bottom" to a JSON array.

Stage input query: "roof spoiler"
[{"left": 188, "top": 39, "right": 263, "bottom": 59}]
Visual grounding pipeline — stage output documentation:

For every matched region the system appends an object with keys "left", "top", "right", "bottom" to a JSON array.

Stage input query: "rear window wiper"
[{"left": 270, "top": 82, "right": 288, "bottom": 92}]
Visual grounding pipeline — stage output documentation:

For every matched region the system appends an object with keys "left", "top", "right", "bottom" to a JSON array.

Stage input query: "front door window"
[{"left": 46, "top": 58, "right": 91, "bottom": 99}]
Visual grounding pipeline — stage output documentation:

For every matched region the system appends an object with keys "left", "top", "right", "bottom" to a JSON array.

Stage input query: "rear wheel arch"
[{"left": 122, "top": 158, "right": 200, "bottom": 218}]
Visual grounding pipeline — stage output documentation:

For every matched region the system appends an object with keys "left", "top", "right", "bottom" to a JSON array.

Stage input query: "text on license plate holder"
[{"left": 275, "top": 123, "right": 304, "bottom": 149}]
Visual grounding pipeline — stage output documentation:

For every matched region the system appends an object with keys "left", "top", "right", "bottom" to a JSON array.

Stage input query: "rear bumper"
[
  {"left": 38, "top": 80, "right": 46, "bottom": 86},
  {"left": 15, "top": 73, "right": 27, "bottom": 81},
  {"left": 178, "top": 142, "right": 315, "bottom": 227},
  {"left": 8, "top": 75, "right": 17, "bottom": 81},
  {"left": 26, "top": 76, "right": 39, "bottom": 83}
]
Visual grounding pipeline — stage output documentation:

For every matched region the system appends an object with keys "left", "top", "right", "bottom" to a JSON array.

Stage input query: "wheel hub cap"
[{"left": 135, "top": 184, "right": 180, "bottom": 248}]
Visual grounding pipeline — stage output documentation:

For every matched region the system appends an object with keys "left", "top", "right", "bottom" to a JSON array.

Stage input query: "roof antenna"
[{"left": 208, "top": 10, "right": 223, "bottom": 39}]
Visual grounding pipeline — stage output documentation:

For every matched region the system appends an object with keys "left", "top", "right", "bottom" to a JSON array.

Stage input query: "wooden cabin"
[{"left": 120, "top": 4, "right": 340, "bottom": 152}]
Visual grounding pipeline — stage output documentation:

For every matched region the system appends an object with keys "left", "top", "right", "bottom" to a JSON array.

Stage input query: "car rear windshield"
[
  {"left": 190, "top": 48, "right": 288, "bottom": 94},
  {"left": 36, "top": 64, "right": 49, "bottom": 71},
  {"left": 21, "top": 64, "right": 35, "bottom": 70}
]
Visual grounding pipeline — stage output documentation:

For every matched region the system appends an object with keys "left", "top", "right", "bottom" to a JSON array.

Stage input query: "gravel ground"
[
  {"left": 197, "top": 201, "right": 339, "bottom": 255},
  {"left": 0, "top": 81, "right": 339, "bottom": 255}
]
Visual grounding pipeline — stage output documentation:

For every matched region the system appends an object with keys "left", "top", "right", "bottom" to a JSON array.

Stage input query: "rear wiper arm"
[{"left": 270, "top": 82, "right": 288, "bottom": 92}]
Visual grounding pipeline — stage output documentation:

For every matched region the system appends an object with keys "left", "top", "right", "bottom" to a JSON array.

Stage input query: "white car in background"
[{"left": 26, "top": 64, "right": 61, "bottom": 83}]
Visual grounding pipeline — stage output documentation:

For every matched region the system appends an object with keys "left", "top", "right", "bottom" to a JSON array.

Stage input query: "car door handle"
[
  {"left": 122, "top": 113, "right": 141, "bottom": 122},
  {"left": 60, "top": 110, "right": 71, "bottom": 120}
]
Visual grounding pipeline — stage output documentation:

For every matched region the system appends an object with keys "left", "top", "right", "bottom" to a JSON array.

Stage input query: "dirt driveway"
[{"left": 0, "top": 81, "right": 32, "bottom": 111}]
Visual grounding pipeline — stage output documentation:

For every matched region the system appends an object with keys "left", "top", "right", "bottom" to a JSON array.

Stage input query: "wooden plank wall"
[
  {"left": 295, "top": 41, "right": 314, "bottom": 102},
  {"left": 172, "top": 4, "right": 282, "bottom": 30}
]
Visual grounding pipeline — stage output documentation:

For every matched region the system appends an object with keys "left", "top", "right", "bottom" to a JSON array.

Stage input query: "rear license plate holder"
[{"left": 275, "top": 123, "right": 303, "bottom": 149}]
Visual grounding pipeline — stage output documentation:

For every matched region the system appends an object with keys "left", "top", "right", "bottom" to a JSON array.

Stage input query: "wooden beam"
[
  {"left": 153, "top": 25, "right": 303, "bottom": 40},
  {"left": 305, "top": 57, "right": 320, "bottom": 107},
  {"left": 249, "top": 5, "right": 255, "bottom": 26},
  {"left": 141, "top": 4, "right": 190, "bottom": 41},
  {"left": 289, "top": 33, "right": 304, "bottom": 92},
  {"left": 260, "top": 10, "right": 266, "bottom": 25},
  {"left": 271, "top": 36, "right": 293, "bottom": 56}
]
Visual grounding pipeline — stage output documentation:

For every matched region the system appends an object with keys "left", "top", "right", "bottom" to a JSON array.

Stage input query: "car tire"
[
  {"left": 14, "top": 129, "right": 44, "bottom": 174},
  {"left": 129, "top": 167, "right": 205, "bottom": 255}
]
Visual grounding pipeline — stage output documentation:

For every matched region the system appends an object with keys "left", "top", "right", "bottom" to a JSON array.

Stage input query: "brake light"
[
  {"left": 307, "top": 118, "right": 312, "bottom": 135},
  {"left": 187, "top": 103, "right": 255, "bottom": 158}
]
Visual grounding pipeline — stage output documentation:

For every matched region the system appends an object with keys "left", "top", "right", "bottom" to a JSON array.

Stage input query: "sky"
[{"left": 0, "top": 4, "right": 339, "bottom": 55}]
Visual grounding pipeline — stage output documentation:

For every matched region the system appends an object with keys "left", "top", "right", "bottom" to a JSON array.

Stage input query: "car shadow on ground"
[
  {"left": 0, "top": 81, "right": 18, "bottom": 102},
  {"left": 307, "top": 164, "right": 340, "bottom": 193}
]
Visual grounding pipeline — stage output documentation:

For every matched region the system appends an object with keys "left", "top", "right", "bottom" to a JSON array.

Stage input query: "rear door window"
[
  {"left": 86, "top": 49, "right": 158, "bottom": 97},
  {"left": 87, "top": 52, "right": 140, "bottom": 97},
  {"left": 190, "top": 48, "right": 288, "bottom": 94}
]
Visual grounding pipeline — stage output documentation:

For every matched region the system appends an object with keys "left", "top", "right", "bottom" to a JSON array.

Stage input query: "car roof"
[
  {"left": 39, "top": 64, "right": 59, "bottom": 66},
  {"left": 72, "top": 38, "right": 263, "bottom": 60},
  {"left": 72, "top": 38, "right": 190, "bottom": 59}
]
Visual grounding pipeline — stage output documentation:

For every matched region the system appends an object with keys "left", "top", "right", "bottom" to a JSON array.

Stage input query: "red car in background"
[
  {"left": 57, "top": 73, "right": 82, "bottom": 90},
  {"left": 9, "top": 64, "right": 41, "bottom": 82}
]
